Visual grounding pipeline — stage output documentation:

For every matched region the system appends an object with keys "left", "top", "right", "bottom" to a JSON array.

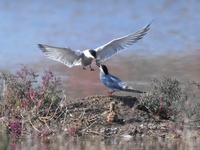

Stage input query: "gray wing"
[
  {"left": 109, "top": 74, "right": 122, "bottom": 83},
  {"left": 118, "top": 82, "right": 129, "bottom": 89},
  {"left": 38, "top": 44, "right": 83, "bottom": 68},
  {"left": 95, "top": 22, "right": 151, "bottom": 62},
  {"left": 101, "top": 74, "right": 123, "bottom": 90}
]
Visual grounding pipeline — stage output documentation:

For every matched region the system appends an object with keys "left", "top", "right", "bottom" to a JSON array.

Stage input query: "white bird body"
[{"left": 38, "top": 22, "right": 151, "bottom": 70}]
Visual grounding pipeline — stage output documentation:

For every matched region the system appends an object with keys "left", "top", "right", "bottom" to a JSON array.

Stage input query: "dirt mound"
[{"left": 62, "top": 95, "right": 178, "bottom": 139}]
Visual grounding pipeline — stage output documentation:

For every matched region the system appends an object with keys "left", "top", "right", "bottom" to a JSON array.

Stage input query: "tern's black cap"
[
  {"left": 101, "top": 65, "right": 108, "bottom": 75},
  {"left": 89, "top": 50, "right": 96, "bottom": 58}
]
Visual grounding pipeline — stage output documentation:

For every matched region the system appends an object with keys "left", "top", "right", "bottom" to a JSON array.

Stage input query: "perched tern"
[
  {"left": 38, "top": 22, "right": 151, "bottom": 71},
  {"left": 98, "top": 64, "right": 145, "bottom": 95}
]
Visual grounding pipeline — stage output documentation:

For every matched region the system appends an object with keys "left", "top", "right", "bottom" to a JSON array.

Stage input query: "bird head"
[
  {"left": 99, "top": 64, "right": 109, "bottom": 75},
  {"left": 89, "top": 50, "right": 97, "bottom": 60}
]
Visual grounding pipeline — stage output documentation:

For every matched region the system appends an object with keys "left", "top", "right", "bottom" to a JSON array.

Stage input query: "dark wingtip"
[
  {"left": 37, "top": 44, "right": 47, "bottom": 52},
  {"left": 139, "top": 91, "right": 146, "bottom": 94},
  {"left": 37, "top": 44, "right": 44, "bottom": 48},
  {"left": 134, "top": 90, "right": 146, "bottom": 94},
  {"left": 145, "top": 19, "right": 154, "bottom": 30},
  {"left": 145, "top": 21, "right": 152, "bottom": 30},
  {"left": 150, "top": 18, "right": 155, "bottom": 24},
  {"left": 126, "top": 88, "right": 146, "bottom": 94}
]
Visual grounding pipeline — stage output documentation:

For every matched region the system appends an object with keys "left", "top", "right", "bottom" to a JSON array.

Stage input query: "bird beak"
[
  {"left": 96, "top": 62, "right": 100, "bottom": 67},
  {"left": 95, "top": 59, "right": 101, "bottom": 67}
]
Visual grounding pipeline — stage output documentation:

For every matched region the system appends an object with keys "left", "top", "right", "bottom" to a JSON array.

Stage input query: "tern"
[
  {"left": 98, "top": 64, "right": 145, "bottom": 95},
  {"left": 38, "top": 22, "right": 151, "bottom": 71}
]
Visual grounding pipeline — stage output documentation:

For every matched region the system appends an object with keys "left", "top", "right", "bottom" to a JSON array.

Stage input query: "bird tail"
[{"left": 123, "top": 86, "right": 146, "bottom": 93}]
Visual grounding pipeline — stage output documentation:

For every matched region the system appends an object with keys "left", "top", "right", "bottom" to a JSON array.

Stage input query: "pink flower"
[
  {"left": 29, "top": 89, "right": 36, "bottom": 100},
  {"left": 37, "top": 99, "right": 43, "bottom": 107}
]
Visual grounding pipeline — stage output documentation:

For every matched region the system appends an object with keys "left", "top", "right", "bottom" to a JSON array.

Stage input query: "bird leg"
[
  {"left": 90, "top": 65, "right": 95, "bottom": 71},
  {"left": 82, "top": 66, "right": 86, "bottom": 70},
  {"left": 107, "top": 90, "right": 115, "bottom": 95}
]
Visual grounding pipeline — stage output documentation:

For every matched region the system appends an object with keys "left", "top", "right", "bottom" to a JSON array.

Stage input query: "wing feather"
[
  {"left": 38, "top": 44, "right": 83, "bottom": 67},
  {"left": 95, "top": 22, "right": 151, "bottom": 62}
]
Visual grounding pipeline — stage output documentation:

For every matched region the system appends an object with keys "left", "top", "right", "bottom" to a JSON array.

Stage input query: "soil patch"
[{"left": 59, "top": 95, "right": 199, "bottom": 140}]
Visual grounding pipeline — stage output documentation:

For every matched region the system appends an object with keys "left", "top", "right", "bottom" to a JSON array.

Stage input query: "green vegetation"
[{"left": 138, "top": 77, "right": 198, "bottom": 121}]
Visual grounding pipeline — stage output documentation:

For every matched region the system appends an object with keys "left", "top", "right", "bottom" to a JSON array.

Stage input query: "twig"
[
  {"left": 81, "top": 121, "right": 98, "bottom": 132},
  {"left": 46, "top": 98, "right": 54, "bottom": 117},
  {"left": 28, "top": 116, "right": 41, "bottom": 133},
  {"left": 53, "top": 108, "right": 65, "bottom": 122},
  {"left": 186, "top": 119, "right": 200, "bottom": 122}
]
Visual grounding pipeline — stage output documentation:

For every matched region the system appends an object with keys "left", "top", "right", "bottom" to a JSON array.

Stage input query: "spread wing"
[
  {"left": 95, "top": 22, "right": 151, "bottom": 62},
  {"left": 38, "top": 44, "right": 83, "bottom": 67}
]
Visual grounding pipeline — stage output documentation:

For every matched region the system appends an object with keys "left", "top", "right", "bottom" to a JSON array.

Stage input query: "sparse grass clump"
[{"left": 139, "top": 77, "right": 196, "bottom": 121}]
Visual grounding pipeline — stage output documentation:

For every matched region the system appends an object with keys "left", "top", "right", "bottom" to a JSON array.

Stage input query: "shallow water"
[
  {"left": 2, "top": 134, "right": 200, "bottom": 150},
  {"left": 0, "top": 0, "right": 200, "bottom": 149}
]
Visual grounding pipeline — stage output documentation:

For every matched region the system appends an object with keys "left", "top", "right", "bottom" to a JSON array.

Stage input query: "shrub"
[
  {"left": 138, "top": 77, "right": 196, "bottom": 121},
  {"left": 0, "top": 65, "right": 62, "bottom": 137}
]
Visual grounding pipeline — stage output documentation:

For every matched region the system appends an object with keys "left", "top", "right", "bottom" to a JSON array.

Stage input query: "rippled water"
[
  {"left": 0, "top": 0, "right": 200, "bottom": 149},
  {"left": 0, "top": 0, "right": 200, "bottom": 69}
]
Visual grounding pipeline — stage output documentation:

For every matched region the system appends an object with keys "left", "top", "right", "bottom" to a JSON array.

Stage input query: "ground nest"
[
  {"left": 52, "top": 95, "right": 199, "bottom": 140},
  {"left": 2, "top": 95, "right": 200, "bottom": 141}
]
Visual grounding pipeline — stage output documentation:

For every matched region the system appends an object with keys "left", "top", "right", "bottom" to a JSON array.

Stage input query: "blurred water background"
[
  {"left": 1, "top": 0, "right": 200, "bottom": 149},
  {"left": 0, "top": 0, "right": 200, "bottom": 100}
]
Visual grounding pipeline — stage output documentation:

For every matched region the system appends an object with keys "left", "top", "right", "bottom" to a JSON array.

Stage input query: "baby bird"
[{"left": 98, "top": 64, "right": 145, "bottom": 95}]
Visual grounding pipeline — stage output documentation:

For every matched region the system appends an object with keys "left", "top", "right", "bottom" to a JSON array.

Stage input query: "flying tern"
[{"left": 38, "top": 22, "right": 151, "bottom": 71}]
